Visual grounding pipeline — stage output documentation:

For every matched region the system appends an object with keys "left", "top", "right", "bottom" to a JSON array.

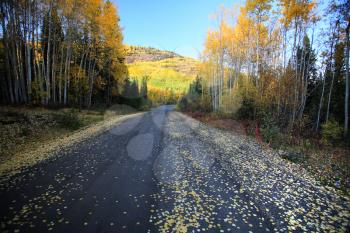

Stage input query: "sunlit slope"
[
  {"left": 127, "top": 57, "right": 198, "bottom": 93},
  {"left": 125, "top": 46, "right": 199, "bottom": 93}
]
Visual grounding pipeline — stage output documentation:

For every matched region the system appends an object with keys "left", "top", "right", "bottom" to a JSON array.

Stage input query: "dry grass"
[
  {"left": 0, "top": 105, "right": 140, "bottom": 179},
  {"left": 304, "top": 147, "right": 350, "bottom": 194},
  {"left": 186, "top": 111, "right": 246, "bottom": 136}
]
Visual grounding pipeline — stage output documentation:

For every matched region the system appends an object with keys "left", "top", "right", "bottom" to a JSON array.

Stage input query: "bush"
[
  {"left": 321, "top": 119, "right": 343, "bottom": 143},
  {"left": 199, "top": 94, "right": 212, "bottom": 112},
  {"left": 139, "top": 98, "right": 152, "bottom": 111},
  {"left": 219, "top": 91, "right": 242, "bottom": 115},
  {"left": 120, "top": 97, "right": 142, "bottom": 109},
  {"left": 91, "top": 104, "right": 108, "bottom": 115},
  {"left": 54, "top": 109, "right": 83, "bottom": 130},
  {"left": 177, "top": 92, "right": 212, "bottom": 113},
  {"left": 177, "top": 96, "right": 186, "bottom": 110},
  {"left": 293, "top": 116, "right": 313, "bottom": 138},
  {"left": 236, "top": 98, "right": 255, "bottom": 120},
  {"left": 258, "top": 111, "right": 281, "bottom": 146},
  {"left": 177, "top": 96, "right": 191, "bottom": 111},
  {"left": 261, "top": 124, "right": 281, "bottom": 145}
]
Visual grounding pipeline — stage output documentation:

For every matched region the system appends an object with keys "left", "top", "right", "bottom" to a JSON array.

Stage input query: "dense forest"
[
  {"left": 181, "top": 0, "right": 349, "bottom": 142},
  {"left": 0, "top": 0, "right": 134, "bottom": 108}
]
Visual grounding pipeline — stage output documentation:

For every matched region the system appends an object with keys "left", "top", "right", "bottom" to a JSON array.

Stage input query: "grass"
[
  {"left": 127, "top": 57, "right": 198, "bottom": 94},
  {"left": 277, "top": 139, "right": 350, "bottom": 195},
  {"left": 0, "top": 105, "right": 138, "bottom": 162}
]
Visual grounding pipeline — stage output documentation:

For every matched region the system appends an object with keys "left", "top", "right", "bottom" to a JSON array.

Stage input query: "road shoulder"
[
  {"left": 0, "top": 112, "right": 145, "bottom": 181},
  {"left": 174, "top": 111, "right": 350, "bottom": 232}
]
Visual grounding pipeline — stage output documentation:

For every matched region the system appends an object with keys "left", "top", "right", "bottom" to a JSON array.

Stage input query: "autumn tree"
[
  {"left": 194, "top": 0, "right": 349, "bottom": 141},
  {"left": 0, "top": 0, "right": 127, "bottom": 107}
]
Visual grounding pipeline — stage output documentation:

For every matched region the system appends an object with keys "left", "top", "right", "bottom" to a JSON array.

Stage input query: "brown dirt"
[{"left": 185, "top": 111, "right": 246, "bottom": 136}]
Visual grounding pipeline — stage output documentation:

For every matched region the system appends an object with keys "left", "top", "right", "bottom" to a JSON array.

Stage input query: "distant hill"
[
  {"left": 125, "top": 45, "right": 181, "bottom": 63},
  {"left": 125, "top": 45, "right": 199, "bottom": 96}
]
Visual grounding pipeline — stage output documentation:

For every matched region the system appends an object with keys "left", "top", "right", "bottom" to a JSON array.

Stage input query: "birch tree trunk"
[
  {"left": 58, "top": 46, "right": 64, "bottom": 104},
  {"left": 0, "top": 5, "right": 15, "bottom": 103},
  {"left": 299, "top": 27, "right": 315, "bottom": 119},
  {"left": 46, "top": 3, "right": 52, "bottom": 104},
  {"left": 316, "top": 73, "right": 326, "bottom": 132},
  {"left": 344, "top": 22, "right": 349, "bottom": 137},
  {"left": 325, "top": 26, "right": 339, "bottom": 123},
  {"left": 52, "top": 37, "right": 56, "bottom": 104},
  {"left": 26, "top": 1, "right": 32, "bottom": 101}
]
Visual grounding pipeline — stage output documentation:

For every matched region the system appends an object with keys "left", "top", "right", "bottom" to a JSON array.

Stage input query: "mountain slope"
[
  {"left": 125, "top": 46, "right": 199, "bottom": 96},
  {"left": 125, "top": 45, "right": 181, "bottom": 63}
]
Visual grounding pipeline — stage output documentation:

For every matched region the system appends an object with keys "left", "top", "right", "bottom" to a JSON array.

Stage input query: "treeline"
[
  {"left": 0, "top": 0, "right": 128, "bottom": 107},
  {"left": 182, "top": 0, "right": 349, "bottom": 140},
  {"left": 147, "top": 86, "right": 182, "bottom": 105},
  {"left": 121, "top": 77, "right": 151, "bottom": 109}
]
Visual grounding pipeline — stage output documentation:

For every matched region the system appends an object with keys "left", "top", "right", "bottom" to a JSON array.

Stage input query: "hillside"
[
  {"left": 125, "top": 45, "right": 199, "bottom": 100},
  {"left": 125, "top": 45, "right": 181, "bottom": 63}
]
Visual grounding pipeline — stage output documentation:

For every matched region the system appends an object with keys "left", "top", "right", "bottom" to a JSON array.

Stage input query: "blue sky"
[{"left": 113, "top": 0, "right": 244, "bottom": 58}]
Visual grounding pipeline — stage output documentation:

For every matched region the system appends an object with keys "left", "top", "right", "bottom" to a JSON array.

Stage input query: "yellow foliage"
[
  {"left": 279, "top": 0, "right": 316, "bottom": 28},
  {"left": 127, "top": 57, "right": 198, "bottom": 94}
]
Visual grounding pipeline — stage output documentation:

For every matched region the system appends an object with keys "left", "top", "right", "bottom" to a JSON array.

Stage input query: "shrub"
[
  {"left": 54, "top": 109, "right": 83, "bottom": 130},
  {"left": 321, "top": 119, "right": 343, "bottom": 143},
  {"left": 293, "top": 116, "right": 313, "bottom": 138},
  {"left": 219, "top": 91, "right": 242, "bottom": 115},
  {"left": 302, "top": 139, "right": 313, "bottom": 151},
  {"left": 91, "top": 104, "right": 108, "bottom": 115},
  {"left": 119, "top": 96, "right": 153, "bottom": 110},
  {"left": 139, "top": 98, "right": 152, "bottom": 111},
  {"left": 236, "top": 98, "right": 255, "bottom": 120},
  {"left": 199, "top": 94, "right": 212, "bottom": 112},
  {"left": 261, "top": 124, "right": 281, "bottom": 145},
  {"left": 258, "top": 111, "right": 281, "bottom": 146},
  {"left": 120, "top": 97, "right": 142, "bottom": 109},
  {"left": 177, "top": 96, "right": 190, "bottom": 111}
]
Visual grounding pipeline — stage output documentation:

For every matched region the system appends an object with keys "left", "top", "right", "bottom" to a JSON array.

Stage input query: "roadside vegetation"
[
  {"left": 0, "top": 0, "right": 153, "bottom": 163},
  {"left": 0, "top": 105, "right": 138, "bottom": 163},
  {"left": 179, "top": 0, "right": 350, "bottom": 194}
]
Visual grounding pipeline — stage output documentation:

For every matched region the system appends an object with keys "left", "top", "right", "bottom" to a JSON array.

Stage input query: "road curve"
[{"left": 0, "top": 105, "right": 349, "bottom": 233}]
